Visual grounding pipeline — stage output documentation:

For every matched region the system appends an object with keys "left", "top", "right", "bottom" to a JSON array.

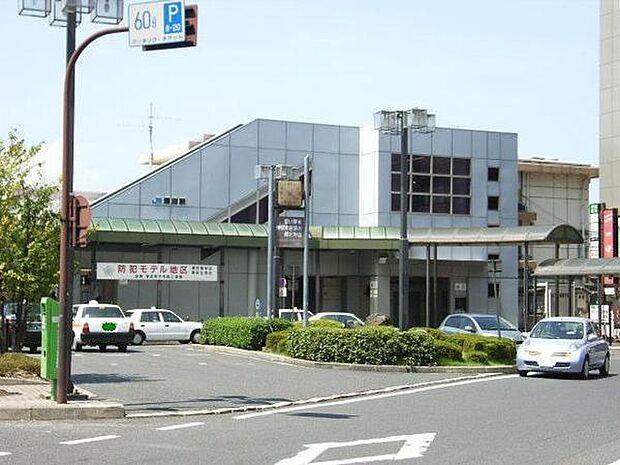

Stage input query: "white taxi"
[
  {"left": 124, "top": 308, "right": 202, "bottom": 345},
  {"left": 72, "top": 301, "right": 134, "bottom": 352}
]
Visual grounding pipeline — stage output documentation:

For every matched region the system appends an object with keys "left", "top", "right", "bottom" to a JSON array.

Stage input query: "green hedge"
[
  {"left": 287, "top": 325, "right": 437, "bottom": 366},
  {"left": 434, "top": 339, "right": 463, "bottom": 362},
  {"left": 464, "top": 350, "right": 489, "bottom": 364},
  {"left": 444, "top": 333, "right": 516, "bottom": 364},
  {"left": 265, "top": 330, "right": 290, "bottom": 354},
  {"left": 202, "top": 317, "right": 293, "bottom": 350}
]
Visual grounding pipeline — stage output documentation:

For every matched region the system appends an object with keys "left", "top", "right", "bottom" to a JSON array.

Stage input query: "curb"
[
  {"left": 126, "top": 372, "right": 514, "bottom": 419},
  {"left": 194, "top": 344, "right": 517, "bottom": 375},
  {"left": 0, "top": 402, "right": 125, "bottom": 421}
]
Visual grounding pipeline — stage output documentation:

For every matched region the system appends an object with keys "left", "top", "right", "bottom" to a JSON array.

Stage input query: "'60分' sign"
[{"left": 129, "top": 1, "right": 185, "bottom": 47}]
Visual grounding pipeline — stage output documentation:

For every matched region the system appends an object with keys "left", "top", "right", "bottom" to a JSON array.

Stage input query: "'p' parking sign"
[
  {"left": 163, "top": 1, "right": 184, "bottom": 34},
  {"left": 129, "top": 0, "right": 186, "bottom": 47}
]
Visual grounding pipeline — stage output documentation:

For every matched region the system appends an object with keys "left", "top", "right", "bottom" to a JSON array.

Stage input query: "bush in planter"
[
  {"left": 470, "top": 338, "right": 516, "bottom": 364},
  {"left": 202, "top": 317, "right": 292, "bottom": 350},
  {"left": 434, "top": 339, "right": 463, "bottom": 362},
  {"left": 464, "top": 350, "right": 489, "bottom": 365},
  {"left": 288, "top": 325, "right": 437, "bottom": 366},
  {"left": 265, "top": 330, "right": 290, "bottom": 354},
  {"left": 411, "top": 327, "right": 448, "bottom": 341}
]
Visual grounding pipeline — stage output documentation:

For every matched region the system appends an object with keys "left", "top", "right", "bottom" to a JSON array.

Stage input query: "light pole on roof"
[{"left": 374, "top": 108, "right": 436, "bottom": 330}]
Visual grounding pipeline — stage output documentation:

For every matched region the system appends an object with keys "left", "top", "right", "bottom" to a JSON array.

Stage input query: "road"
[{"left": 1, "top": 346, "right": 620, "bottom": 464}]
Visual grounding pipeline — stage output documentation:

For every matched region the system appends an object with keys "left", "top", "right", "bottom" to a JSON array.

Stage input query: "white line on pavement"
[
  {"left": 60, "top": 435, "right": 121, "bottom": 445},
  {"left": 151, "top": 354, "right": 161, "bottom": 357},
  {"left": 156, "top": 422, "right": 205, "bottom": 431},
  {"left": 606, "top": 460, "right": 620, "bottom": 465},
  {"left": 198, "top": 362, "right": 207, "bottom": 366},
  {"left": 235, "top": 374, "right": 517, "bottom": 419},
  {"left": 0, "top": 452, "right": 11, "bottom": 457}
]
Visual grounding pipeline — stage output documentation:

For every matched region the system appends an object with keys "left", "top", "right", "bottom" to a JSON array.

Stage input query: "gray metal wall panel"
[
  {"left": 259, "top": 148, "right": 285, "bottom": 166},
  {"left": 200, "top": 144, "right": 230, "bottom": 209},
  {"left": 171, "top": 156, "right": 201, "bottom": 206},
  {"left": 313, "top": 152, "right": 339, "bottom": 213},
  {"left": 339, "top": 155, "right": 359, "bottom": 216},
  {"left": 471, "top": 131, "right": 488, "bottom": 159},
  {"left": 487, "top": 133, "right": 500, "bottom": 159},
  {"left": 258, "top": 120, "right": 286, "bottom": 149},
  {"left": 230, "top": 146, "right": 259, "bottom": 201},
  {"left": 108, "top": 204, "right": 140, "bottom": 218},
  {"left": 339, "top": 126, "right": 359, "bottom": 155},
  {"left": 230, "top": 121, "right": 258, "bottom": 147},
  {"left": 139, "top": 172, "right": 171, "bottom": 210},
  {"left": 432, "top": 128, "right": 452, "bottom": 155},
  {"left": 452, "top": 130, "right": 472, "bottom": 156},
  {"left": 286, "top": 122, "right": 313, "bottom": 152},
  {"left": 313, "top": 125, "right": 340, "bottom": 153}
]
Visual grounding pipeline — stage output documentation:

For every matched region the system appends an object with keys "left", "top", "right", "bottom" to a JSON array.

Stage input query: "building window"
[
  {"left": 390, "top": 153, "right": 471, "bottom": 215},
  {"left": 179, "top": 197, "right": 186, "bottom": 206},
  {"left": 488, "top": 167, "right": 499, "bottom": 181},
  {"left": 412, "top": 195, "right": 430, "bottom": 213},
  {"left": 163, "top": 196, "right": 171, "bottom": 205},
  {"left": 488, "top": 196, "right": 499, "bottom": 211},
  {"left": 171, "top": 197, "right": 179, "bottom": 205},
  {"left": 488, "top": 282, "right": 500, "bottom": 297},
  {"left": 487, "top": 253, "right": 500, "bottom": 261}
]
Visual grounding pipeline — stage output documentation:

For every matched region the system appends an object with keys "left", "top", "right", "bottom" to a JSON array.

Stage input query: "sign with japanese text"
[
  {"left": 602, "top": 208, "right": 617, "bottom": 286},
  {"left": 277, "top": 217, "right": 304, "bottom": 248},
  {"left": 589, "top": 203, "right": 603, "bottom": 259},
  {"left": 96, "top": 262, "right": 217, "bottom": 281}
]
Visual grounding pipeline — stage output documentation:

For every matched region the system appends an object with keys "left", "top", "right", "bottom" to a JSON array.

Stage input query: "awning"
[
  {"left": 90, "top": 218, "right": 583, "bottom": 250},
  {"left": 534, "top": 258, "right": 620, "bottom": 277}
]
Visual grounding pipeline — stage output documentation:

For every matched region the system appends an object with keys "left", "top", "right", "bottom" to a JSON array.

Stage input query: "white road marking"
[
  {"left": 236, "top": 374, "right": 517, "bottom": 419},
  {"left": 110, "top": 363, "right": 118, "bottom": 366},
  {"left": 60, "top": 435, "right": 120, "bottom": 445},
  {"left": 0, "top": 452, "right": 11, "bottom": 457},
  {"left": 275, "top": 433, "right": 436, "bottom": 465},
  {"left": 198, "top": 362, "right": 207, "bottom": 366},
  {"left": 606, "top": 460, "right": 620, "bottom": 465},
  {"left": 151, "top": 354, "right": 161, "bottom": 357},
  {"left": 156, "top": 422, "right": 204, "bottom": 431}
]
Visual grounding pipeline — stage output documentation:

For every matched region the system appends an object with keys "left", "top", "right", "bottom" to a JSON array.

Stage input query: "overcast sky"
[{"left": 0, "top": 0, "right": 599, "bottom": 196}]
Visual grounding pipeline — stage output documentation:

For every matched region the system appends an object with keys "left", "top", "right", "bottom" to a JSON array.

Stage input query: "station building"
[{"left": 78, "top": 117, "right": 532, "bottom": 327}]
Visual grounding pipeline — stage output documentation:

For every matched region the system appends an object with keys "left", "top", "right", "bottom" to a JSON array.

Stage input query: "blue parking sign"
[{"left": 163, "top": 1, "right": 184, "bottom": 35}]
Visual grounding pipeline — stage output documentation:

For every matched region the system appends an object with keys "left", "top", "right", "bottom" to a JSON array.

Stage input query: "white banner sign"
[{"left": 97, "top": 262, "right": 217, "bottom": 282}]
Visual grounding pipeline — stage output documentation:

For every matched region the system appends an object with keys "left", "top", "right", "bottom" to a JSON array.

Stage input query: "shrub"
[
  {"left": 412, "top": 327, "right": 448, "bottom": 341},
  {"left": 470, "top": 338, "right": 516, "bottom": 364},
  {"left": 434, "top": 339, "right": 463, "bottom": 362},
  {"left": 444, "top": 333, "right": 481, "bottom": 351},
  {"left": 265, "top": 330, "right": 290, "bottom": 354},
  {"left": 292, "top": 319, "right": 342, "bottom": 329},
  {"left": 202, "top": 317, "right": 291, "bottom": 350},
  {"left": 288, "top": 325, "right": 437, "bottom": 366},
  {"left": 464, "top": 350, "right": 489, "bottom": 365},
  {"left": 0, "top": 353, "right": 40, "bottom": 377}
]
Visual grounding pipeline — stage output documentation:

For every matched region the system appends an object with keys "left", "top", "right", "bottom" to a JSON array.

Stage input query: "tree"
[{"left": 0, "top": 132, "right": 60, "bottom": 352}]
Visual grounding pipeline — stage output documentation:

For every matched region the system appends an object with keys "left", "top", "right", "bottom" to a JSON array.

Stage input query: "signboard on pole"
[
  {"left": 589, "top": 203, "right": 602, "bottom": 259},
  {"left": 97, "top": 262, "right": 217, "bottom": 281},
  {"left": 277, "top": 217, "right": 304, "bottom": 248},
  {"left": 128, "top": 0, "right": 185, "bottom": 47},
  {"left": 602, "top": 208, "right": 618, "bottom": 286}
]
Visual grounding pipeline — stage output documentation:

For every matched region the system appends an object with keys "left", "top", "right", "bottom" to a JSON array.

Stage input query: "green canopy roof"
[{"left": 90, "top": 218, "right": 583, "bottom": 250}]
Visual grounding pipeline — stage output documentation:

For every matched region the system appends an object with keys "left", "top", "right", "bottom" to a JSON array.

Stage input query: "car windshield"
[
  {"left": 472, "top": 315, "right": 517, "bottom": 331},
  {"left": 81, "top": 306, "right": 124, "bottom": 318},
  {"left": 530, "top": 321, "right": 584, "bottom": 340}
]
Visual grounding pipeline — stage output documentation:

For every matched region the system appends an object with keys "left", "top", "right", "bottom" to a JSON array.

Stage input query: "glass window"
[
  {"left": 412, "top": 155, "right": 430, "bottom": 173},
  {"left": 472, "top": 315, "right": 517, "bottom": 331},
  {"left": 444, "top": 316, "right": 459, "bottom": 328},
  {"left": 82, "top": 306, "right": 124, "bottom": 318},
  {"left": 391, "top": 173, "right": 401, "bottom": 192},
  {"left": 391, "top": 153, "right": 401, "bottom": 171},
  {"left": 391, "top": 194, "right": 400, "bottom": 211},
  {"left": 488, "top": 196, "right": 499, "bottom": 211},
  {"left": 433, "top": 177, "right": 450, "bottom": 194},
  {"left": 141, "top": 311, "right": 161, "bottom": 323},
  {"left": 488, "top": 167, "right": 500, "bottom": 181},
  {"left": 411, "top": 195, "right": 430, "bottom": 213},
  {"left": 432, "top": 157, "right": 450, "bottom": 174},
  {"left": 452, "top": 178, "right": 470, "bottom": 195},
  {"left": 452, "top": 197, "right": 470, "bottom": 215},
  {"left": 432, "top": 196, "right": 450, "bottom": 214},
  {"left": 453, "top": 158, "right": 471, "bottom": 176},
  {"left": 162, "top": 311, "right": 182, "bottom": 323},
  {"left": 531, "top": 321, "right": 585, "bottom": 340},
  {"left": 412, "top": 175, "right": 430, "bottom": 193}
]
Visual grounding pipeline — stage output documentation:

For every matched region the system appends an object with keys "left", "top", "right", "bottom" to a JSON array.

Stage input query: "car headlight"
[{"left": 568, "top": 342, "right": 583, "bottom": 351}]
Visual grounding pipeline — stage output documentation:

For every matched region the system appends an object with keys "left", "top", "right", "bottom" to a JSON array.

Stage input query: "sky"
[{"left": 0, "top": 0, "right": 600, "bottom": 196}]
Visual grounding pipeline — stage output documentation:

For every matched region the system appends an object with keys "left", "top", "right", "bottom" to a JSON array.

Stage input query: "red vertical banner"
[{"left": 602, "top": 208, "right": 618, "bottom": 285}]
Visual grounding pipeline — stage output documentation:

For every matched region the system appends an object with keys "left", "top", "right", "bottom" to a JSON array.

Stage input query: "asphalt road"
[
  {"left": 2, "top": 348, "right": 620, "bottom": 464},
  {"left": 69, "top": 344, "right": 463, "bottom": 413}
]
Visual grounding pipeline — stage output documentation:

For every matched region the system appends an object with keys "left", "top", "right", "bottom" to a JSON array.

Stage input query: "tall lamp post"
[
  {"left": 374, "top": 109, "right": 436, "bottom": 330},
  {"left": 18, "top": 0, "right": 124, "bottom": 404}
]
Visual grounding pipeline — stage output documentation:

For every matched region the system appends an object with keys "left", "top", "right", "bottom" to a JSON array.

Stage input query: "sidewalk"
[{"left": 0, "top": 377, "right": 124, "bottom": 421}]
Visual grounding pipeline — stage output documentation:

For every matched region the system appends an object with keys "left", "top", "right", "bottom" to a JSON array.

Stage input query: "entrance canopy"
[
  {"left": 90, "top": 218, "right": 583, "bottom": 250},
  {"left": 534, "top": 258, "right": 620, "bottom": 277}
]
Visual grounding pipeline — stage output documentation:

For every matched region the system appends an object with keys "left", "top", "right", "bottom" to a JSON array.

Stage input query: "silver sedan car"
[{"left": 516, "top": 317, "right": 610, "bottom": 379}]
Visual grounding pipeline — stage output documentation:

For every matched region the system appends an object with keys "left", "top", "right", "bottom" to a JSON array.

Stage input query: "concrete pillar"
[{"left": 247, "top": 249, "right": 259, "bottom": 316}]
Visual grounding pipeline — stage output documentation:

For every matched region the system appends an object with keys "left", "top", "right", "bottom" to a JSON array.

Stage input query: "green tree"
[{"left": 0, "top": 132, "right": 60, "bottom": 352}]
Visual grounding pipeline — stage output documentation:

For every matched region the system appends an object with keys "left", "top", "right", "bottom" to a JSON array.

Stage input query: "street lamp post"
[
  {"left": 374, "top": 109, "right": 436, "bottom": 330},
  {"left": 18, "top": 0, "right": 124, "bottom": 404}
]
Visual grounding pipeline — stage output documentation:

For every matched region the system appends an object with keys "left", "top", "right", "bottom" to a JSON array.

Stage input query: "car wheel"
[
  {"left": 581, "top": 356, "right": 590, "bottom": 380},
  {"left": 98, "top": 344, "right": 108, "bottom": 352},
  {"left": 190, "top": 330, "right": 201, "bottom": 344},
  {"left": 132, "top": 331, "right": 145, "bottom": 345},
  {"left": 600, "top": 353, "right": 610, "bottom": 376},
  {"left": 118, "top": 344, "right": 128, "bottom": 352},
  {"left": 518, "top": 370, "right": 528, "bottom": 377},
  {"left": 73, "top": 342, "right": 83, "bottom": 352}
]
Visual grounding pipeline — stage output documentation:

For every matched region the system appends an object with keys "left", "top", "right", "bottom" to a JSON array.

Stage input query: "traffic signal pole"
[{"left": 57, "top": 25, "right": 129, "bottom": 404}]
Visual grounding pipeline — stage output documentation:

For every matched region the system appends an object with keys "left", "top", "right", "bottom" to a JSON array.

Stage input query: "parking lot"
[{"left": 71, "top": 344, "right": 466, "bottom": 414}]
